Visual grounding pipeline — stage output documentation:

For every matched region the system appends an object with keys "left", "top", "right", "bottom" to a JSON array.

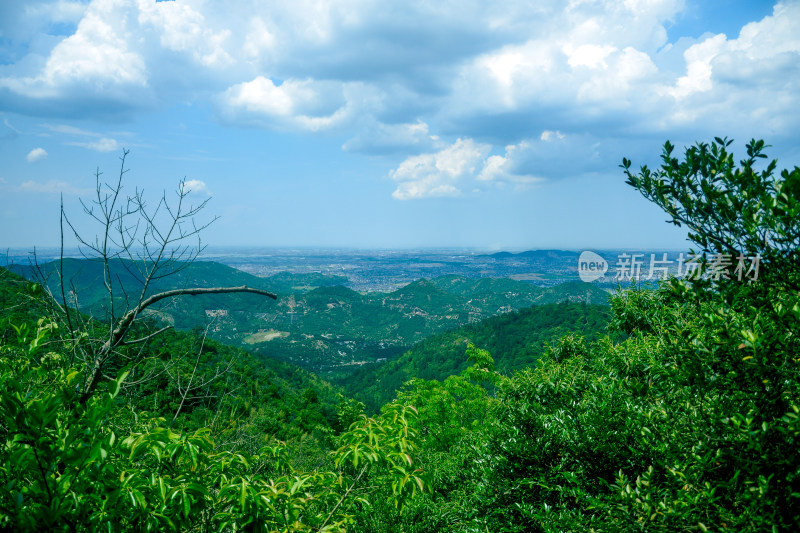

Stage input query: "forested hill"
[
  {"left": 0, "top": 266, "right": 346, "bottom": 442},
  {"left": 344, "top": 301, "right": 613, "bottom": 411},
  {"left": 9, "top": 258, "right": 609, "bottom": 378}
]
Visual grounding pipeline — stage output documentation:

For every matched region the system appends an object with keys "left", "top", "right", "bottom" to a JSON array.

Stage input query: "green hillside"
[
  {"left": 10, "top": 258, "right": 609, "bottom": 378},
  {"left": 248, "top": 277, "right": 609, "bottom": 378},
  {"left": 0, "top": 265, "right": 344, "bottom": 443},
  {"left": 344, "top": 301, "right": 613, "bottom": 410}
]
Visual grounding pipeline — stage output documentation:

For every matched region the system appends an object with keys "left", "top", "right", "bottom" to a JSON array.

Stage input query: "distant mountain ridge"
[{"left": 479, "top": 249, "right": 581, "bottom": 259}]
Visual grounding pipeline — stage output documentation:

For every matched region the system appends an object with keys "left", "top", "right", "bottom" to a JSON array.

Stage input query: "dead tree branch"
[{"left": 81, "top": 285, "right": 276, "bottom": 400}]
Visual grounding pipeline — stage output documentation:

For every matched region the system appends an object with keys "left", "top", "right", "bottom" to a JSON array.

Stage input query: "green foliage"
[
  {"left": 453, "top": 140, "right": 800, "bottom": 532},
  {"left": 621, "top": 137, "right": 800, "bottom": 291},
  {"left": 346, "top": 302, "right": 612, "bottom": 411},
  {"left": 471, "top": 282, "right": 800, "bottom": 531},
  {"left": 115, "top": 326, "right": 343, "bottom": 446},
  {"left": 348, "top": 346, "right": 498, "bottom": 532},
  {"left": 0, "top": 332, "right": 426, "bottom": 531},
  {"left": 0, "top": 268, "right": 53, "bottom": 343}
]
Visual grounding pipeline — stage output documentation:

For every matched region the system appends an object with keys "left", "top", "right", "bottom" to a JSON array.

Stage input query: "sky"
[{"left": 1, "top": 0, "right": 798, "bottom": 251}]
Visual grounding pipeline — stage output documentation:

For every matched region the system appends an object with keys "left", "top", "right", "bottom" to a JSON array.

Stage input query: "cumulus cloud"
[
  {"left": 0, "top": 1, "right": 147, "bottom": 102},
  {"left": 390, "top": 138, "right": 543, "bottom": 200},
  {"left": 477, "top": 142, "right": 542, "bottom": 184},
  {"left": 26, "top": 147, "right": 48, "bottom": 162},
  {"left": 0, "top": 0, "right": 798, "bottom": 192},
  {"left": 0, "top": 0, "right": 234, "bottom": 114},
  {"left": 136, "top": 0, "right": 233, "bottom": 68},
  {"left": 389, "top": 130, "right": 635, "bottom": 199},
  {"left": 540, "top": 130, "right": 564, "bottom": 141},
  {"left": 219, "top": 76, "right": 354, "bottom": 131},
  {"left": 390, "top": 139, "right": 489, "bottom": 200},
  {"left": 661, "top": 2, "right": 800, "bottom": 132},
  {"left": 441, "top": 2, "right": 799, "bottom": 142},
  {"left": 180, "top": 179, "right": 210, "bottom": 196}
]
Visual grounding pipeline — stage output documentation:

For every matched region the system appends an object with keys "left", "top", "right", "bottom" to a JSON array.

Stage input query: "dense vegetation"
[
  {"left": 0, "top": 268, "right": 345, "bottom": 444},
  {"left": 1, "top": 137, "right": 798, "bottom": 531},
  {"left": 344, "top": 301, "right": 613, "bottom": 411},
  {"left": 0, "top": 266, "right": 426, "bottom": 531}
]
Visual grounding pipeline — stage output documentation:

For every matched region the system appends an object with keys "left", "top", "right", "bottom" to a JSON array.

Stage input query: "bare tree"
[{"left": 41, "top": 149, "right": 277, "bottom": 401}]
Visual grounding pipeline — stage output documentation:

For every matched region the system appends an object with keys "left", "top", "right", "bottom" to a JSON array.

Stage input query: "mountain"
[
  {"left": 9, "top": 258, "right": 610, "bottom": 379},
  {"left": 9, "top": 258, "right": 347, "bottom": 301},
  {"left": 247, "top": 277, "right": 610, "bottom": 378},
  {"left": 8, "top": 258, "right": 347, "bottom": 329},
  {"left": 480, "top": 249, "right": 581, "bottom": 260},
  {"left": 342, "top": 301, "right": 614, "bottom": 410}
]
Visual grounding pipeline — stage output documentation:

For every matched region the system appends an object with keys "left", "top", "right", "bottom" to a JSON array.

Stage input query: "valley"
[{"left": 8, "top": 250, "right": 612, "bottom": 382}]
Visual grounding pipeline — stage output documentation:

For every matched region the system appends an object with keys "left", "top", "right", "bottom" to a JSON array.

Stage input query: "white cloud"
[
  {"left": 669, "top": 34, "right": 727, "bottom": 98},
  {"left": 220, "top": 76, "right": 354, "bottom": 131},
  {"left": 443, "top": 1, "right": 799, "bottom": 142},
  {"left": 477, "top": 142, "right": 542, "bottom": 185},
  {"left": 540, "top": 130, "right": 564, "bottom": 141},
  {"left": 136, "top": 0, "right": 233, "bottom": 68},
  {"left": 1, "top": 0, "right": 148, "bottom": 99},
  {"left": 242, "top": 17, "right": 277, "bottom": 61},
  {"left": 565, "top": 44, "right": 617, "bottom": 69},
  {"left": 660, "top": 1, "right": 800, "bottom": 131},
  {"left": 390, "top": 138, "right": 541, "bottom": 199},
  {"left": 390, "top": 138, "right": 489, "bottom": 200},
  {"left": 225, "top": 77, "right": 299, "bottom": 117},
  {"left": 180, "top": 179, "right": 209, "bottom": 196},
  {"left": 26, "top": 147, "right": 48, "bottom": 162}
]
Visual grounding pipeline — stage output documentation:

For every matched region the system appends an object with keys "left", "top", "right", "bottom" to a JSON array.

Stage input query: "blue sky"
[{"left": 1, "top": 0, "right": 798, "bottom": 250}]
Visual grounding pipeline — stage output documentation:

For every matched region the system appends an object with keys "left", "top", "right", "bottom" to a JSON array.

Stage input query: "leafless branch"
[{"left": 81, "top": 285, "right": 275, "bottom": 399}]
